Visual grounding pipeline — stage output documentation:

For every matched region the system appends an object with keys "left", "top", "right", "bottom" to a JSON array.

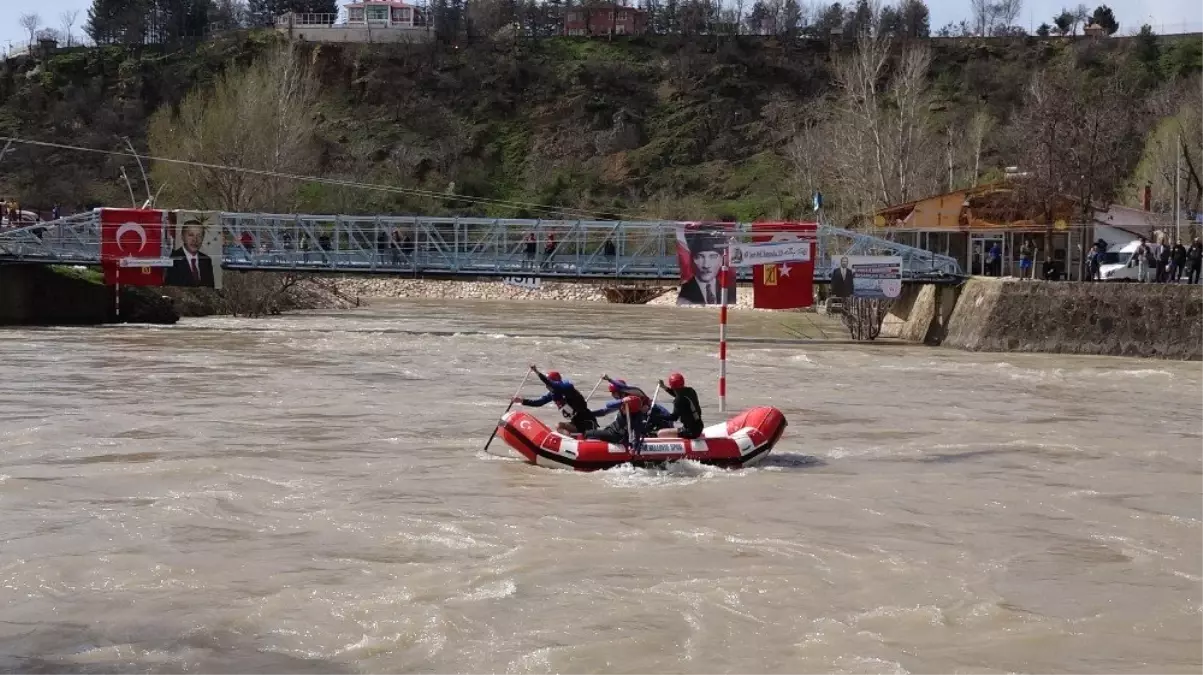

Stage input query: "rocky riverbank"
[{"left": 329, "top": 276, "right": 814, "bottom": 311}]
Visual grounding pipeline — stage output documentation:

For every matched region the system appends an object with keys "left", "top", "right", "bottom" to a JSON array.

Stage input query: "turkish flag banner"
[
  {"left": 100, "top": 208, "right": 166, "bottom": 286},
  {"left": 751, "top": 222, "right": 816, "bottom": 310}
]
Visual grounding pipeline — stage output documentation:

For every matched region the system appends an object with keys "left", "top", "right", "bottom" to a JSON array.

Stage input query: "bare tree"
[
  {"left": 966, "top": 109, "right": 994, "bottom": 187},
  {"left": 147, "top": 44, "right": 321, "bottom": 212},
  {"left": 19, "top": 13, "right": 41, "bottom": 46},
  {"left": 992, "top": 0, "right": 1022, "bottom": 32},
  {"left": 825, "top": 32, "right": 941, "bottom": 223},
  {"left": 732, "top": 0, "right": 747, "bottom": 33},
  {"left": 1011, "top": 63, "right": 1147, "bottom": 254},
  {"left": 59, "top": 10, "right": 79, "bottom": 46},
  {"left": 969, "top": 0, "right": 990, "bottom": 34},
  {"left": 971, "top": 0, "right": 1022, "bottom": 35}
]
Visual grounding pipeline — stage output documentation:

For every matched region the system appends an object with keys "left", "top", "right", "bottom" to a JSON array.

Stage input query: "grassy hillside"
[{"left": 0, "top": 30, "right": 1198, "bottom": 222}]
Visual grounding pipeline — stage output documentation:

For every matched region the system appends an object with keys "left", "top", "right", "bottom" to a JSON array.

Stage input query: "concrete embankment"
[
  {"left": 0, "top": 265, "right": 178, "bottom": 326},
  {"left": 937, "top": 278, "right": 1202, "bottom": 361}
]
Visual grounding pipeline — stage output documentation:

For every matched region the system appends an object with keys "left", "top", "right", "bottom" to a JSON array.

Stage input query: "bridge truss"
[{"left": 0, "top": 211, "right": 962, "bottom": 281}]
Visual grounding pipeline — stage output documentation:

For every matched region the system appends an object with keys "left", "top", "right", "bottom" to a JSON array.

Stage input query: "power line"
[{"left": 0, "top": 135, "right": 655, "bottom": 223}]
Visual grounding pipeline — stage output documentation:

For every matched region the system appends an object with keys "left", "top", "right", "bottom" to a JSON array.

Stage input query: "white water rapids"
[{"left": 0, "top": 298, "right": 1199, "bottom": 673}]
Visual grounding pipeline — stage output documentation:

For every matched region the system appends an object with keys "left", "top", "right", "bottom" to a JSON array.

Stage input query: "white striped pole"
[
  {"left": 115, "top": 264, "right": 121, "bottom": 320},
  {"left": 718, "top": 240, "right": 731, "bottom": 413}
]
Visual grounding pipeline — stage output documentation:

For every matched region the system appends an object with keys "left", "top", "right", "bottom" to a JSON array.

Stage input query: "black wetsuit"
[
  {"left": 585, "top": 408, "right": 647, "bottom": 446},
  {"left": 663, "top": 385, "right": 704, "bottom": 439},
  {"left": 522, "top": 372, "right": 598, "bottom": 432}
]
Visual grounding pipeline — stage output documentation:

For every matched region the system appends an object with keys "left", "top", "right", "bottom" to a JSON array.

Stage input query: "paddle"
[
  {"left": 584, "top": 374, "right": 606, "bottom": 404},
  {"left": 482, "top": 368, "right": 533, "bottom": 454}
]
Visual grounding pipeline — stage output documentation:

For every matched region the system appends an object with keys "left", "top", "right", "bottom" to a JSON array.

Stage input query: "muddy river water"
[{"left": 0, "top": 298, "right": 1199, "bottom": 673}]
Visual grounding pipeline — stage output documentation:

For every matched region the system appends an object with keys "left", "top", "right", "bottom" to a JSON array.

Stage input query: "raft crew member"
[
  {"left": 595, "top": 379, "right": 672, "bottom": 432},
  {"left": 513, "top": 366, "right": 598, "bottom": 434},
  {"left": 656, "top": 372, "right": 704, "bottom": 439},
  {"left": 584, "top": 394, "right": 647, "bottom": 447}
]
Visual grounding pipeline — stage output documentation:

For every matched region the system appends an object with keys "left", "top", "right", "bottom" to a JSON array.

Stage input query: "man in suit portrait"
[
  {"left": 830, "top": 255, "right": 856, "bottom": 298},
  {"left": 165, "top": 218, "right": 215, "bottom": 287},
  {"left": 677, "top": 230, "right": 734, "bottom": 306}
]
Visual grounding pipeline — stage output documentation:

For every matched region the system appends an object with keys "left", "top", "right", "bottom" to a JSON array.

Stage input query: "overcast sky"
[{"left": 1, "top": 0, "right": 1200, "bottom": 54}]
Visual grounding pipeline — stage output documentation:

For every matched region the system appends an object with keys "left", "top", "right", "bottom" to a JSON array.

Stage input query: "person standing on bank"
[{"left": 656, "top": 372, "right": 704, "bottom": 439}]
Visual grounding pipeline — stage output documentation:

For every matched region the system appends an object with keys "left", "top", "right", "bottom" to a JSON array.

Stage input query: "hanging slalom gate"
[{"left": 0, "top": 210, "right": 963, "bottom": 283}]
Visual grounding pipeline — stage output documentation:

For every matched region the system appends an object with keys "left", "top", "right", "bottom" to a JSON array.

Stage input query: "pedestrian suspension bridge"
[{"left": 0, "top": 211, "right": 962, "bottom": 282}]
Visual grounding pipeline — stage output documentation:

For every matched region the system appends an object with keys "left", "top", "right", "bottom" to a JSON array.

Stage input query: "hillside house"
[
  {"left": 563, "top": 4, "right": 649, "bottom": 36},
  {"left": 343, "top": 0, "right": 427, "bottom": 28},
  {"left": 870, "top": 182, "right": 1174, "bottom": 280}
]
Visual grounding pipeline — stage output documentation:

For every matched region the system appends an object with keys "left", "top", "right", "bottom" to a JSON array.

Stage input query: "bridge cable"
[{"left": 0, "top": 135, "right": 659, "bottom": 224}]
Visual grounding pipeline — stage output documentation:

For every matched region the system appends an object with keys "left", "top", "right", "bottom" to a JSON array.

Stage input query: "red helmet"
[
  {"left": 621, "top": 395, "right": 643, "bottom": 413},
  {"left": 609, "top": 379, "right": 626, "bottom": 396},
  {"left": 668, "top": 372, "right": 685, "bottom": 389},
  {"left": 547, "top": 371, "right": 562, "bottom": 382}
]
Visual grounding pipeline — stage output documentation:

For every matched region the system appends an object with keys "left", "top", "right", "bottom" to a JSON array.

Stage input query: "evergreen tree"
[
  {"left": 809, "top": 2, "right": 843, "bottom": 37},
  {"left": 898, "top": 0, "right": 929, "bottom": 37},
  {"left": 878, "top": 4, "right": 901, "bottom": 36},
  {"left": 1089, "top": 4, "right": 1118, "bottom": 35},
  {"left": 843, "top": 0, "right": 872, "bottom": 37}
]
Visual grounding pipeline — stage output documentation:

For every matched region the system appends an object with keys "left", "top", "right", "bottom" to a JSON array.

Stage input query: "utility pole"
[{"left": 1175, "top": 132, "right": 1181, "bottom": 243}]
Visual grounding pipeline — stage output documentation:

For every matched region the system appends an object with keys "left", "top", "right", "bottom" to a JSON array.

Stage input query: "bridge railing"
[{"left": 0, "top": 211, "right": 963, "bottom": 280}]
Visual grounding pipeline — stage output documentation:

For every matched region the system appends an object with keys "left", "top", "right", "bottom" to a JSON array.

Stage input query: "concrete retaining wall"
[
  {"left": 942, "top": 278, "right": 1203, "bottom": 361},
  {"left": 878, "top": 283, "right": 959, "bottom": 344}
]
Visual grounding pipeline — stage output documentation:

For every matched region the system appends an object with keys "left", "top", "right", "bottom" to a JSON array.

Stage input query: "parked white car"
[{"left": 1098, "top": 240, "right": 1163, "bottom": 281}]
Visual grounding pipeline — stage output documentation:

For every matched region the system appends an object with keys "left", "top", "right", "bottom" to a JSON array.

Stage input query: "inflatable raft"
[{"left": 495, "top": 406, "right": 788, "bottom": 471}]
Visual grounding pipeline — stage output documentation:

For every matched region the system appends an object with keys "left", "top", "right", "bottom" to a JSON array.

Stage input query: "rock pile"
[
  {"left": 329, "top": 276, "right": 817, "bottom": 312},
  {"left": 330, "top": 277, "right": 610, "bottom": 303}
]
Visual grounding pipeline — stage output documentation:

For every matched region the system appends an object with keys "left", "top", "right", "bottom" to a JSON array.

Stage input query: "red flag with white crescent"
[
  {"left": 100, "top": 208, "right": 166, "bottom": 286},
  {"left": 751, "top": 222, "right": 816, "bottom": 310}
]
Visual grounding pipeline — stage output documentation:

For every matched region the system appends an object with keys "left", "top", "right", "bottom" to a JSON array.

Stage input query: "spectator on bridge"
[
  {"left": 376, "top": 229, "right": 389, "bottom": 264},
  {"left": 543, "top": 232, "right": 557, "bottom": 269},
  {"left": 523, "top": 232, "right": 536, "bottom": 268},
  {"left": 390, "top": 229, "right": 403, "bottom": 265}
]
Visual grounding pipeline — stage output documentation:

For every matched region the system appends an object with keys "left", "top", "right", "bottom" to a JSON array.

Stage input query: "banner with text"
[
  {"left": 165, "top": 210, "right": 224, "bottom": 290},
  {"left": 675, "top": 222, "right": 737, "bottom": 307},
  {"left": 100, "top": 208, "right": 167, "bottom": 286},
  {"left": 730, "top": 240, "right": 812, "bottom": 267},
  {"left": 828, "top": 255, "right": 903, "bottom": 299}
]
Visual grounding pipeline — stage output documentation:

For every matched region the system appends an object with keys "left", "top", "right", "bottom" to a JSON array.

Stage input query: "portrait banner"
[
  {"left": 675, "top": 222, "right": 737, "bottom": 307},
  {"left": 99, "top": 208, "right": 167, "bottom": 286},
  {"left": 828, "top": 255, "right": 903, "bottom": 299},
  {"left": 165, "top": 210, "right": 224, "bottom": 290}
]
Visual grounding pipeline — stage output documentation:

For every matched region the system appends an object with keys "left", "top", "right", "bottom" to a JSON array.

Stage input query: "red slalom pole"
[{"left": 718, "top": 240, "right": 730, "bottom": 413}]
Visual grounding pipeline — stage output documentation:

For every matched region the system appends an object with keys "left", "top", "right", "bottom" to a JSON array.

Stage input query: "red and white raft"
[{"left": 495, "top": 406, "right": 788, "bottom": 471}]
